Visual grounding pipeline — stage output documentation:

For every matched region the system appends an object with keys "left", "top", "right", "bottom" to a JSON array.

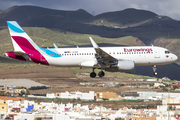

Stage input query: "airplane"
[{"left": 5, "top": 21, "right": 178, "bottom": 78}]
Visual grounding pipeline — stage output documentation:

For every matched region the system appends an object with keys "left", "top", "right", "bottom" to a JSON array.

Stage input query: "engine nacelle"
[{"left": 111, "top": 60, "right": 135, "bottom": 71}]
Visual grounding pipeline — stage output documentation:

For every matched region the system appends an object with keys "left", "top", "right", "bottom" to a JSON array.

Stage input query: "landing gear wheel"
[
  {"left": 152, "top": 65, "right": 157, "bottom": 76},
  {"left": 154, "top": 72, "right": 158, "bottom": 76},
  {"left": 90, "top": 72, "right": 96, "bottom": 78},
  {"left": 98, "top": 71, "right": 105, "bottom": 77}
]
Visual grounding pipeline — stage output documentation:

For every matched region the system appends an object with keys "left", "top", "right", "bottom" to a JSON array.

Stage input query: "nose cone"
[
  {"left": 174, "top": 54, "right": 178, "bottom": 61},
  {"left": 170, "top": 54, "right": 178, "bottom": 62}
]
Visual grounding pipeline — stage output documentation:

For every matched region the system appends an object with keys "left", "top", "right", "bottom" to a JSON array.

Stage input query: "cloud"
[{"left": 0, "top": 0, "right": 180, "bottom": 20}]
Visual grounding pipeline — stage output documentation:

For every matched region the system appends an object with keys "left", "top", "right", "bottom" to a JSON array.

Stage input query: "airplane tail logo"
[{"left": 6, "top": 21, "right": 49, "bottom": 65}]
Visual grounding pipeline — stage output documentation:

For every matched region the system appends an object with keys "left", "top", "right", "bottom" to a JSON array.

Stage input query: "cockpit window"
[{"left": 165, "top": 51, "right": 171, "bottom": 54}]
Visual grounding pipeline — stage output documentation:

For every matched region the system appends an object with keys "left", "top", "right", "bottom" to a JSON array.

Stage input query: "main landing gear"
[
  {"left": 90, "top": 68, "right": 105, "bottom": 78},
  {"left": 90, "top": 68, "right": 96, "bottom": 78},
  {"left": 152, "top": 65, "right": 157, "bottom": 76},
  {"left": 98, "top": 71, "right": 105, "bottom": 77}
]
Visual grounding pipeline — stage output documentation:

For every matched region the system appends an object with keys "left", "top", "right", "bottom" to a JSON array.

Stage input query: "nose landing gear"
[{"left": 152, "top": 65, "right": 157, "bottom": 76}]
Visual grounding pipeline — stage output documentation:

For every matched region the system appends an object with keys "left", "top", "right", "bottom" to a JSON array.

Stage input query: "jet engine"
[{"left": 110, "top": 60, "right": 135, "bottom": 71}]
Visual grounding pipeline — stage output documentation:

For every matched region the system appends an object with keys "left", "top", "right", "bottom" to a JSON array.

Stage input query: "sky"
[{"left": 1, "top": 0, "right": 180, "bottom": 20}]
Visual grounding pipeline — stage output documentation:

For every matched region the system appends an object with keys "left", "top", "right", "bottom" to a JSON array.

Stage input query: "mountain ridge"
[
  {"left": 0, "top": 5, "right": 93, "bottom": 26},
  {"left": 88, "top": 8, "right": 158, "bottom": 27}
]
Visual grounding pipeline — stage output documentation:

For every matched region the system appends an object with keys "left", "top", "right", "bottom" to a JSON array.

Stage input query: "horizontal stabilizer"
[
  {"left": 5, "top": 51, "right": 28, "bottom": 57},
  {"left": 13, "top": 51, "right": 29, "bottom": 56},
  {"left": 53, "top": 43, "right": 58, "bottom": 48}
]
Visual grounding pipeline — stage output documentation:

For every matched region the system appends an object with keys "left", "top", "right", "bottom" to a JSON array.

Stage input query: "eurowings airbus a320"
[{"left": 5, "top": 21, "right": 178, "bottom": 78}]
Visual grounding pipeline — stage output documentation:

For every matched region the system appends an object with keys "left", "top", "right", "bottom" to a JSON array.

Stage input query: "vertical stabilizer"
[
  {"left": 7, "top": 21, "right": 39, "bottom": 52},
  {"left": 6, "top": 21, "right": 49, "bottom": 65}
]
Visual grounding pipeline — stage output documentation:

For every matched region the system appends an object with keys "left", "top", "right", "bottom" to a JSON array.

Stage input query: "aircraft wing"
[{"left": 89, "top": 37, "right": 117, "bottom": 66}]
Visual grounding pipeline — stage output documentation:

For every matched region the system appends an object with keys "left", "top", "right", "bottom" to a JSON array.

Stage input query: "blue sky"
[{"left": 1, "top": 0, "right": 180, "bottom": 20}]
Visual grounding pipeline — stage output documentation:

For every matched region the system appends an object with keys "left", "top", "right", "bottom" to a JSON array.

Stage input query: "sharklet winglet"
[{"left": 89, "top": 37, "right": 99, "bottom": 49}]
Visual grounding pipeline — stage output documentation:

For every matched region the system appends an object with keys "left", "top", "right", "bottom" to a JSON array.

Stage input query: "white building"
[
  {"left": 46, "top": 93, "right": 56, "bottom": 98},
  {"left": 154, "top": 83, "right": 165, "bottom": 88},
  {"left": 59, "top": 91, "right": 94, "bottom": 100}
]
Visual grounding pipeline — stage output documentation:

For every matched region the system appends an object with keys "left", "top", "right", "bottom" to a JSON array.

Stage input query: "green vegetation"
[
  {"left": 168, "top": 105, "right": 176, "bottom": 111},
  {"left": 162, "top": 86, "right": 169, "bottom": 92},
  {"left": 115, "top": 84, "right": 125, "bottom": 88},
  {"left": 0, "top": 93, "right": 7, "bottom": 96},
  {"left": 16, "top": 87, "right": 27, "bottom": 89},
  {"left": 172, "top": 85, "right": 178, "bottom": 90},
  {"left": 106, "top": 100, "right": 140, "bottom": 102},
  {"left": 5, "top": 117, "right": 11, "bottom": 120},
  {"left": 35, "top": 118, "right": 42, "bottom": 120},
  {"left": 29, "top": 86, "right": 50, "bottom": 90}
]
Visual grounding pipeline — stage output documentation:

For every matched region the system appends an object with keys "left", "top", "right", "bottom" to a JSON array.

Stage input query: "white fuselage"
[{"left": 43, "top": 46, "right": 178, "bottom": 68}]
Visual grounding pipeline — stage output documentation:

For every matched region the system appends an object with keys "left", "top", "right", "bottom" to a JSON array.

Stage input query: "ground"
[
  {"left": 0, "top": 64, "right": 164, "bottom": 109},
  {"left": 0, "top": 65, "right": 163, "bottom": 94}
]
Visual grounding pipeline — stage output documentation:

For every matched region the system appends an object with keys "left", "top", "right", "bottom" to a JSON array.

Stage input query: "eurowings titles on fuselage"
[{"left": 5, "top": 21, "right": 178, "bottom": 78}]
